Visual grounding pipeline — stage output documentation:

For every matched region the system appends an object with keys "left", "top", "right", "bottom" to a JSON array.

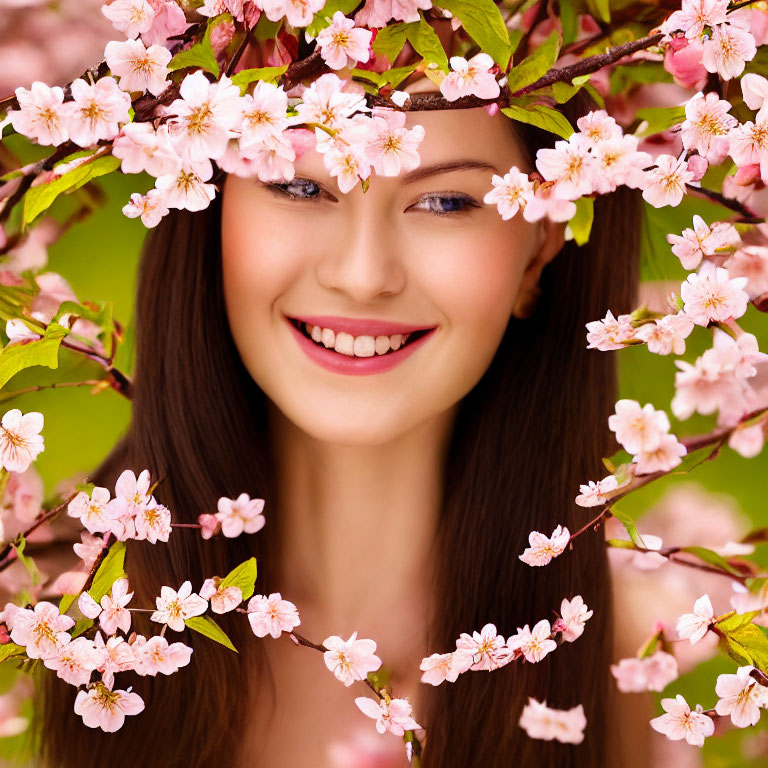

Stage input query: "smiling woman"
[{"left": 37, "top": 78, "right": 643, "bottom": 768}]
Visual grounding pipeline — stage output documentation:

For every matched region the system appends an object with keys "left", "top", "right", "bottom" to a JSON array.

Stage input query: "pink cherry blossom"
[
  {"left": 666, "top": 215, "right": 741, "bottom": 271},
  {"left": 67, "top": 486, "right": 113, "bottom": 535},
  {"left": 715, "top": 666, "right": 763, "bottom": 727},
  {"left": 725, "top": 246, "right": 768, "bottom": 299},
  {"left": 247, "top": 592, "right": 301, "bottom": 638},
  {"left": 238, "top": 82, "right": 289, "bottom": 148},
  {"left": 122, "top": 190, "right": 171, "bottom": 228},
  {"left": 355, "top": 696, "right": 421, "bottom": 736},
  {"left": 680, "top": 91, "right": 737, "bottom": 163},
  {"left": 535, "top": 134, "right": 595, "bottom": 201},
  {"left": 364, "top": 108, "right": 425, "bottom": 177},
  {"left": 661, "top": 0, "right": 729, "bottom": 39},
  {"left": 676, "top": 594, "right": 714, "bottom": 644},
  {"left": 419, "top": 651, "right": 465, "bottom": 685},
  {"left": 664, "top": 37, "right": 707, "bottom": 89},
  {"left": 557, "top": 596, "right": 593, "bottom": 642},
  {"left": 197, "top": 512, "right": 220, "bottom": 539},
  {"left": 0, "top": 408, "right": 44, "bottom": 474},
  {"left": 455, "top": 623, "right": 511, "bottom": 671},
  {"left": 5, "top": 318, "right": 40, "bottom": 344},
  {"left": 150, "top": 580, "right": 208, "bottom": 632},
  {"left": 199, "top": 578, "right": 242, "bottom": 614},
  {"left": 636, "top": 313, "right": 695, "bottom": 356},
  {"left": 608, "top": 399, "right": 670, "bottom": 455},
  {"left": 611, "top": 650, "right": 679, "bottom": 692},
  {"left": 519, "top": 525, "right": 570, "bottom": 566},
  {"left": 507, "top": 620, "right": 558, "bottom": 663},
  {"left": 680, "top": 262, "right": 750, "bottom": 326},
  {"left": 94, "top": 633, "right": 136, "bottom": 689},
  {"left": 101, "top": 0, "right": 155, "bottom": 39},
  {"left": 702, "top": 20, "right": 756, "bottom": 80},
  {"left": 316, "top": 12, "right": 372, "bottom": 71},
  {"left": 99, "top": 578, "right": 134, "bottom": 636},
  {"left": 131, "top": 635, "right": 192, "bottom": 676},
  {"left": 78, "top": 592, "right": 103, "bottom": 620},
  {"left": 440, "top": 53, "right": 499, "bottom": 102},
  {"left": 197, "top": 0, "right": 245, "bottom": 21},
  {"left": 518, "top": 698, "right": 587, "bottom": 744},
  {"left": 42, "top": 636, "right": 102, "bottom": 687},
  {"left": 325, "top": 142, "right": 371, "bottom": 193},
  {"left": 355, "top": 0, "right": 433, "bottom": 26},
  {"left": 728, "top": 421, "right": 765, "bottom": 458},
  {"left": 223, "top": 130, "right": 297, "bottom": 182},
  {"left": 323, "top": 631, "right": 382, "bottom": 687},
  {"left": 585, "top": 310, "right": 635, "bottom": 351},
  {"left": 8, "top": 81, "right": 68, "bottom": 146},
  {"left": 294, "top": 74, "right": 367, "bottom": 131},
  {"left": 520, "top": 182, "right": 577, "bottom": 222},
  {"left": 154, "top": 159, "right": 218, "bottom": 212},
  {"left": 112, "top": 123, "right": 181, "bottom": 177},
  {"left": 141, "top": 0, "right": 189, "bottom": 47},
  {"left": 215, "top": 492, "right": 266, "bottom": 538},
  {"left": 134, "top": 501, "right": 172, "bottom": 543},
  {"left": 63, "top": 76, "right": 131, "bottom": 148},
  {"left": 575, "top": 474, "right": 618, "bottom": 507},
  {"left": 104, "top": 468, "right": 154, "bottom": 541},
  {"left": 729, "top": 112, "right": 768, "bottom": 184},
  {"left": 104, "top": 38, "right": 172, "bottom": 97},
  {"left": 483, "top": 168, "right": 534, "bottom": 220},
  {"left": 10, "top": 601, "right": 74, "bottom": 660},
  {"left": 650, "top": 694, "right": 715, "bottom": 746},
  {"left": 73, "top": 531, "right": 106, "bottom": 570},
  {"left": 260, "top": 0, "right": 326, "bottom": 27},
  {"left": 575, "top": 110, "right": 621, "bottom": 149},
  {"left": 633, "top": 433, "right": 687, "bottom": 475},
  {"left": 74, "top": 684, "right": 145, "bottom": 732},
  {"left": 641, "top": 154, "right": 694, "bottom": 208},
  {"left": 590, "top": 134, "right": 651, "bottom": 193}
]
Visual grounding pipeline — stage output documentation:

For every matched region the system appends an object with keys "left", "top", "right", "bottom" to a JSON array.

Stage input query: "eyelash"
[{"left": 267, "top": 179, "right": 480, "bottom": 216}]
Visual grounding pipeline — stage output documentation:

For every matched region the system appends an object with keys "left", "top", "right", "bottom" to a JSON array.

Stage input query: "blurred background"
[{"left": 1, "top": 1, "right": 768, "bottom": 766}]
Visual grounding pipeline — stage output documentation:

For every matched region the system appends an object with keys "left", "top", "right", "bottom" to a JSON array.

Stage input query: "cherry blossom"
[
  {"left": 142, "top": 0, "right": 189, "bottom": 46},
  {"left": 680, "top": 262, "right": 750, "bottom": 326},
  {"left": 354, "top": 696, "right": 421, "bottom": 736},
  {"left": 729, "top": 113, "right": 768, "bottom": 184},
  {"left": 440, "top": 53, "right": 499, "bottom": 102},
  {"left": 94, "top": 633, "right": 136, "bottom": 689},
  {"left": 676, "top": 594, "right": 714, "bottom": 644},
  {"left": 0, "top": 408, "right": 44, "bottom": 474},
  {"left": 134, "top": 501, "right": 172, "bottom": 543},
  {"left": 635, "top": 314, "right": 695, "bottom": 356},
  {"left": 633, "top": 433, "right": 687, "bottom": 475},
  {"left": 666, "top": 215, "right": 741, "bottom": 271},
  {"left": 78, "top": 592, "right": 103, "bottom": 620},
  {"left": 199, "top": 578, "right": 242, "bottom": 614},
  {"left": 63, "top": 76, "right": 131, "bottom": 148},
  {"left": 641, "top": 154, "right": 694, "bottom": 208},
  {"left": 154, "top": 160, "right": 218, "bottom": 212},
  {"left": 8, "top": 82, "right": 68, "bottom": 146},
  {"left": 661, "top": 0, "right": 729, "bottom": 39},
  {"left": 520, "top": 181, "right": 576, "bottom": 223},
  {"left": 131, "top": 635, "right": 193, "bottom": 676},
  {"left": 483, "top": 168, "right": 534, "bottom": 220},
  {"left": 197, "top": 512, "right": 220, "bottom": 539},
  {"left": 518, "top": 698, "right": 587, "bottom": 744},
  {"left": 104, "top": 38, "right": 172, "bottom": 97},
  {"left": 650, "top": 694, "right": 715, "bottom": 746},
  {"left": 74, "top": 684, "right": 145, "bottom": 732},
  {"left": 507, "top": 620, "right": 558, "bottom": 663},
  {"left": 519, "top": 524, "right": 570, "bottom": 567},
  {"left": 590, "top": 134, "right": 651, "bottom": 193},
  {"left": 42, "top": 636, "right": 103, "bottom": 687},
  {"left": 575, "top": 475, "right": 618, "bottom": 507},
  {"left": 323, "top": 631, "right": 382, "bottom": 687},
  {"left": 575, "top": 110, "right": 621, "bottom": 149},
  {"left": 728, "top": 421, "right": 765, "bottom": 459},
  {"left": 455, "top": 623, "right": 510, "bottom": 672},
  {"left": 726, "top": 246, "right": 768, "bottom": 299},
  {"left": 364, "top": 108, "right": 425, "bottom": 177},
  {"left": 73, "top": 532, "right": 106, "bottom": 570},
  {"left": 293, "top": 74, "right": 367, "bottom": 132},
  {"left": 247, "top": 592, "right": 301, "bottom": 638},
  {"left": 10, "top": 601, "right": 74, "bottom": 660},
  {"left": 104, "top": 468, "right": 155, "bottom": 541},
  {"left": 197, "top": 0, "right": 245, "bottom": 21},
  {"left": 99, "top": 578, "right": 134, "bottom": 636},
  {"left": 315, "top": 12, "right": 372, "bottom": 71},
  {"left": 238, "top": 82, "right": 289, "bottom": 148},
  {"left": 715, "top": 666, "right": 763, "bottom": 727},
  {"left": 585, "top": 310, "right": 635, "bottom": 351},
  {"left": 611, "top": 650, "right": 679, "bottom": 692},
  {"left": 325, "top": 142, "right": 371, "bottom": 193},
  {"left": 122, "top": 190, "right": 171, "bottom": 228},
  {"left": 67, "top": 486, "right": 113, "bottom": 535},
  {"left": 259, "top": 0, "right": 326, "bottom": 27},
  {"left": 215, "top": 492, "right": 266, "bottom": 538},
  {"left": 535, "top": 134, "right": 595, "bottom": 201},
  {"left": 557, "top": 596, "right": 593, "bottom": 642},
  {"left": 702, "top": 20, "right": 756, "bottom": 81},
  {"left": 608, "top": 399, "right": 670, "bottom": 455},
  {"left": 355, "top": 0, "right": 433, "bottom": 27},
  {"left": 101, "top": 0, "right": 156, "bottom": 39},
  {"left": 223, "top": 130, "right": 297, "bottom": 182},
  {"left": 150, "top": 581, "right": 208, "bottom": 632},
  {"left": 680, "top": 91, "right": 737, "bottom": 163},
  {"left": 112, "top": 123, "right": 181, "bottom": 177},
  {"left": 419, "top": 652, "right": 465, "bottom": 685}
]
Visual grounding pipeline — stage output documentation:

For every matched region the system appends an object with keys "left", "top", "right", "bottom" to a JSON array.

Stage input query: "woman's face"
[{"left": 221, "top": 105, "right": 564, "bottom": 446}]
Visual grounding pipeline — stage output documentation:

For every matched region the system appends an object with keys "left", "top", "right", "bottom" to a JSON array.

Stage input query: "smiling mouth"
[{"left": 287, "top": 318, "right": 433, "bottom": 357}]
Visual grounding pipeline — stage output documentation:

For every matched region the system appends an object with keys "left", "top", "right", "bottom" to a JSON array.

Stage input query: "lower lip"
[{"left": 285, "top": 318, "right": 437, "bottom": 376}]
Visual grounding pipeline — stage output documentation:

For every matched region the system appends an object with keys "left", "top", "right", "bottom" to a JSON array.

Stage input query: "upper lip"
[{"left": 288, "top": 314, "right": 437, "bottom": 337}]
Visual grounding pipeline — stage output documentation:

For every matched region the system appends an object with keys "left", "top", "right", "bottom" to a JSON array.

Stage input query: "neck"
[{"left": 268, "top": 401, "right": 455, "bottom": 651}]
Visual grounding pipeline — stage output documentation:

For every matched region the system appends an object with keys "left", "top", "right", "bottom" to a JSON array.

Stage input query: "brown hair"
[{"left": 37, "top": 95, "right": 641, "bottom": 767}]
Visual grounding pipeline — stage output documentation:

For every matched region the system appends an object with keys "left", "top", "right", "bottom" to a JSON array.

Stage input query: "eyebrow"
[{"left": 401, "top": 160, "right": 500, "bottom": 184}]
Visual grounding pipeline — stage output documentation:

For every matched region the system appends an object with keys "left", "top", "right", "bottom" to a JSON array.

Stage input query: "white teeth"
[
  {"left": 334, "top": 331, "right": 355, "bottom": 356},
  {"left": 310, "top": 324, "right": 322, "bottom": 343},
  {"left": 375, "top": 335, "right": 390, "bottom": 355},
  {"left": 298, "top": 320, "right": 427, "bottom": 358},
  {"left": 353, "top": 336, "right": 376, "bottom": 357},
  {"left": 321, "top": 327, "right": 335, "bottom": 348},
  {"left": 390, "top": 334, "right": 403, "bottom": 351}
]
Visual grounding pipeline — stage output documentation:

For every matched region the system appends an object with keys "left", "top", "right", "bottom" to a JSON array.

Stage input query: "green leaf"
[
  {"left": 405, "top": 14, "right": 449, "bottom": 71},
  {"left": 12, "top": 538, "right": 41, "bottom": 586},
  {"left": 720, "top": 623, "right": 768, "bottom": 670},
  {"left": 610, "top": 63, "right": 673, "bottom": 96},
  {"left": 567, "top": 196, "right": 595, "bottom": 246},
  {"left": 219, "top": 557, "right": 257, "bottom": 602},
  {"left": 438, "top": 0, "right": 512, "bottom": 69},
  {"left": 501, "top": 104, "right": 573, "bottom": 140},
  {"left": 372, "top": 22, "right": 412, "bottom": 63},
  {"left": 0, "top": 643, "right": 26, "bottom": 663},
  {"left": 185, "top": 615, "right": 238, "bottom": 653},
  {"left": 680, "top": 546, "right": 744, "bottom": 577},
  {"left": 610, "top": 506, "right": 648, "bottom": 549},
  {"left": 169, "top": 14, "right": 232, "bottom": 77},
  {"left": 230, "top": 65, "right": 289, "bottom": 92},
  {"left": 71, "top": 618, "right": 94, "bottom": 639},
  {"left": 550, "top": 74, "right": 591, "bottom": 105},
  {"left": 305, "top": 0, "right": 360, "bottom": 37},
  {"left": 88, "top": 541, "right": 126, "bottom": 603},
  {"left": 559, "top": 0, "right": 579, "bottom": 46},
  {"left": 588, "top": 0, "right": 611, "bottom": 23},
  {"left": 59, "top": 594, "right": 77, "bottom": 615},
  {"left": 22, "top": 154, "right": 121, "bottom": 225},
  {"left": 506, "top": 28, "right": 561, "bottom": 93},
  {"left": 634, "top": 106, "right": 686, "bottom": 137},
  {"left": 0, "top": 321, "right": 68, "bottom": 388},
  {"left": 716, "top": 611, "right": 761, "bottom": 634},
  {"left": 382, "top": 64, "right": 419, "bottom": 88}
]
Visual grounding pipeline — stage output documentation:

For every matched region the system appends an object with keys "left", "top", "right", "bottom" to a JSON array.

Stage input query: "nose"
[{"left": 314, "top": 197, "right": 407, "bottom": 305}]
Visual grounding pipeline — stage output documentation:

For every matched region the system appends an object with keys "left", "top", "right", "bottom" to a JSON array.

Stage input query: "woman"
[{"left": 38, "top": 82, "right": 642, "bottom": 767}]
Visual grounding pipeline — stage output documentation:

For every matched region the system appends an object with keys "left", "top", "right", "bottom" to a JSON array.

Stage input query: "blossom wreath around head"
[{"left": 1, "top": 0, "right": 768, "bottom": 760}]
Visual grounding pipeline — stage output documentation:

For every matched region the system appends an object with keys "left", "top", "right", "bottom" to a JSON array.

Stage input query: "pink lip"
[
  {"left": 289, "top": 314, "right": 437, "bottom": 337},
  {"left": 285, "top": 316, "right": 437, "bottom": 376}
]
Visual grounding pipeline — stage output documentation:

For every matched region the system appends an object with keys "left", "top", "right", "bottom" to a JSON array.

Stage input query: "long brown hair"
[{"left": 37, "top": 93, "right": 641, "bottom": 767}]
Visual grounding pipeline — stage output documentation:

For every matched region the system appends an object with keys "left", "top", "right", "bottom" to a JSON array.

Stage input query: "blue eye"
[
  {"left": 270, "top": 178, "right": 324, "bottom": 199},
  {"left": 412, "top": 195, "right": 479, "bottom": 215}
]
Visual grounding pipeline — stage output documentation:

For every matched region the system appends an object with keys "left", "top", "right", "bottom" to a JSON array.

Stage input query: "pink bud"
[
  {"left": 664, "top": 38, "right": 707, "bottom": 90},
  {"left": 734, "top": 163, "right": 762, "bottom": 185},
  {"left": 667, "top": 33, "right": 689, "bottom": 53},
  {"left": 0, "top": 624, "right": 10, "bottom": 644},
  {"left": 687, "top": 154, "right": 709, "bottom": 181},
  {"left": 485, "top": 102, "right": 500, "bottom": 117},
  {"left": 198, "top": 513, "right": 219, "bottom": 540}
]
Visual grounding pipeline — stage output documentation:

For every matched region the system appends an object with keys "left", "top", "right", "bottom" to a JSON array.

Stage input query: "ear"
[{"left": 511, "top": 218, "right": 566, "bottom": 319}]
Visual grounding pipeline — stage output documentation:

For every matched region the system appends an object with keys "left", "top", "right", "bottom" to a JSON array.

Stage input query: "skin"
[{"left": 220, "top": 103, "right": 565, "bottom": 765}]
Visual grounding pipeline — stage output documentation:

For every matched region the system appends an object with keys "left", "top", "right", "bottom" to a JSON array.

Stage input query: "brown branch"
[
  {"left": 0, "top": 379, "right": 104, "bottom": 402},
  {"left": 685, "top": 183, "right": 764, "bottom": 224}
]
